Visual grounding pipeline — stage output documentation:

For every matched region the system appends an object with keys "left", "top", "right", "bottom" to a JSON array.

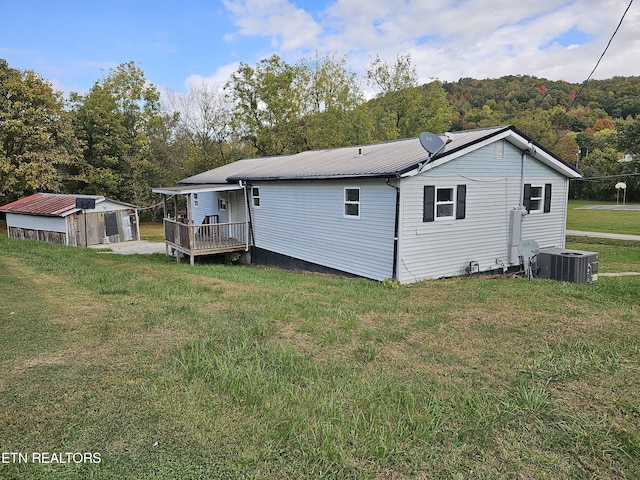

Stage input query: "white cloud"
[
  {"left": 222, "top": 0, "right": 322, "bottom": 51},
  {"left": 184, "top": 62, "right": 240, "bottom": 89},
  {"left": 220, "top": 0, "right": 640, "bottom": 83},
  {"left": 159, "top": 62, "right": 240, "bottom": 107}
]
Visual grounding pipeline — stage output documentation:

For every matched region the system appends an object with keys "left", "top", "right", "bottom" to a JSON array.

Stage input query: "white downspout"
[
  {"left": 240, "top": 180, "right": 249, "bottom": 251},
  {"left": 510, "top": 147, "right": 534, "bottom": 264},
  {"left": 520, "top": 149, "right": 528, "bottom": 207}
]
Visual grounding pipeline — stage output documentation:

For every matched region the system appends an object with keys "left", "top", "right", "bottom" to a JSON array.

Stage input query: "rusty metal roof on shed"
[
  {"left": 0, "top": 193, "right": 133, "bottom": 217},
  {"left": 176, "top": 125, "right": 581, "bottom": 185}
]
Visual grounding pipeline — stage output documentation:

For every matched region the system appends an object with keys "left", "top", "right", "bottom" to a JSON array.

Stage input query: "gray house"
[{"left": 153, "top": 125, "right": 582, "bottom": 283}]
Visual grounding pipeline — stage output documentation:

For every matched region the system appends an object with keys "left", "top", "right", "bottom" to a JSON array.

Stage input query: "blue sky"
[{"left": 1, "top": 0, "right": 638, "bottom": 98}]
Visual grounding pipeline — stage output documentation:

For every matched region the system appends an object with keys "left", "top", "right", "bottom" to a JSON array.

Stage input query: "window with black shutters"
[
  {"left": 423, "top": 185, "right": 466, "bottom": 222},
  {"left": 524, "top": 183, "right": 552, "bottom": 213}
]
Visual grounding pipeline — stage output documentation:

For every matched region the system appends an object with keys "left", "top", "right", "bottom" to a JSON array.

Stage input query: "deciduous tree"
[
  {"left": 0, "top": 59, "right": 79, "bottom": 203},
  {"left": 365, "top": 55, "right": 451, "bottom": 138},
  {"left": 299, "top": 52, "right": 365, "bottom": 149},
  {"left": 227, "top": 55, "right": 306, "bottom": 156},
  {"left": 68, "top": 61, "right": 167, "bottom": 206},
  {"left": 165, "top": 81, "right": 237, "bottom": 173}
]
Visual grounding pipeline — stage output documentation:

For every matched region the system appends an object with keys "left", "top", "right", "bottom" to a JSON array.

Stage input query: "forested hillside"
[
  {"left": 2, "top": 55, "right": 639, "bottom": 207},
  {"left": 441, "top": 75, "right": 640, "bottom": 200}
]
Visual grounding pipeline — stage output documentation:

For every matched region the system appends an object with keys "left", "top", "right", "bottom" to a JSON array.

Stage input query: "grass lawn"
[
  {"left": 567, "top": 200, "right": 640, "bottom": 236},
  {"left": 139, "top": 221, "right": 165, "bottom": 242},
  {"left": 0, "top": 226, "right": 639, "bottom": 478}
]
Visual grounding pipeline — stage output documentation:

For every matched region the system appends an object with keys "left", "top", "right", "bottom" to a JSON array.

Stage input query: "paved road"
[
  {"left": 566, "top": 230, "right": 640, "bottom": 242},
  {"left": 576, "top": 205, "right": 640, "bottom": 211}
]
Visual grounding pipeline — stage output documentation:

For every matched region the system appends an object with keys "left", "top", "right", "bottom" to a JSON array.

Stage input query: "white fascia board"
[
  {"left": 402, "top": 130, "right": 582, "bottom": 179},
  {"left": 401, "top": 131, "right": 513, "bottom": 177},
  {"left": 505, "top": 131, "right": 582, "bottom": 178}
]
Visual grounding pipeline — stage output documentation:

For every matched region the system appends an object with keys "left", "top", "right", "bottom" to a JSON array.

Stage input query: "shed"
[
  {"left": 0, "top": 193, "right": 140, "bottom": 246},
  {"left": 153, "top": 125, "right": 582, "bottom": 282}
]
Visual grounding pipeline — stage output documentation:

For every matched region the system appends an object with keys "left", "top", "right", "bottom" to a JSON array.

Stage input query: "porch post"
[
  {"left": 162, "top": 194, "right": 169, "bottom": 258},
  {"left": 242, "top": 181, "right": 250, "bottom": 251},
  {"left": 186, "top": 193, "right": 195, "bottom": 266}
]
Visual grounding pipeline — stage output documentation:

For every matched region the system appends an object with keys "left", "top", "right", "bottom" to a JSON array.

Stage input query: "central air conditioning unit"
[{"left": 536, "top": 248, "right": 599, "bottom": 284}]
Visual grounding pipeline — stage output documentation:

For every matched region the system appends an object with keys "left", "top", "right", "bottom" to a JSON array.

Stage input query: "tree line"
[{"left": 1, "top": 55, "right": 639, "bottom": 210}]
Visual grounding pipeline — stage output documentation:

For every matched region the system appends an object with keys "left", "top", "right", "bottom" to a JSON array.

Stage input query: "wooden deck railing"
[{"left": 163, "top": 218, "right": 248, "bottom": 257}]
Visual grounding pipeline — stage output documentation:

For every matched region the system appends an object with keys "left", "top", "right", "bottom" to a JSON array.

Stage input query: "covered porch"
[{"left": 152, "top": 184, "right": 250, "bottom": 265}]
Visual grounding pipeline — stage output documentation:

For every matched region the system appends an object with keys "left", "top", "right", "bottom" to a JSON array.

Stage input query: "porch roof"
[{"left": 152, "top": 183, "right": 243, "bottom": 196}]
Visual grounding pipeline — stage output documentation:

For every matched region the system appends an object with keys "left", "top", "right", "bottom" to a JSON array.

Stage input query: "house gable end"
[{"left": 404, "top": 128, "right": 581, "bottom": 180}]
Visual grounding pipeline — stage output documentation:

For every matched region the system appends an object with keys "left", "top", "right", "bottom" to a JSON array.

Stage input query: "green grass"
[
  {"left": 0, "top": 206, "right": 638, "bottom": 478},
  {"left": 567, "top": 200, "right": 640, "bottom": 236},
  {"left": 139, "top": 221, "right": 165, "bottom": 242},
  {"left": 567, "top": 237, "right": 640, "bottom": 273},
  {"left": 0, "top": 234, "right": 639, "bottom": 479}
]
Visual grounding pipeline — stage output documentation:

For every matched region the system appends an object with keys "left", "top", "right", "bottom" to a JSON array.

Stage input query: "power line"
[
  {"left": 567, "top": 0, "right": 634, "bottom": 111},
  {"left": 573, "top": 172, "right": 640, "bottom": 181}
]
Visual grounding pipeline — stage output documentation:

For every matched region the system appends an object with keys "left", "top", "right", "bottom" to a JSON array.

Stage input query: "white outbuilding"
[{"left": 1, "top": 193, "right": 140, "bottom": 246}]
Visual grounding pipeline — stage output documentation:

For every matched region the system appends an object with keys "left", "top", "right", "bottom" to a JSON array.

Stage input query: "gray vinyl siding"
[
  {"left": 250, "top": 179, "right": 396, "bottom": 281},
  {"left": 399, "top": 174, "right": 514, "bottom": 282},
  {"left": 229, "top": 190, "right": 248, "bottom": 223},
  {"left": 521, "top": 178, "right": 569, "bottom": 249},
  {"left": 191, "top": 192, "right": 219, "bottom": 224},
  {"left": 191, "top": 191, "right": 248, "bottom": 224},
  {"left": 398, "top": 142, "right": 570, "bottom": 283}
]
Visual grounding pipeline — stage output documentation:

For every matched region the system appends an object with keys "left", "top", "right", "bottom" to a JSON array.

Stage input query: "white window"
[
  {"left": 423, "top": 185, "right": 466, "bottom": 222},
  {"left": 524, "top": 183, "right": 551, "bottom": 214},
  {"left": 193, "top": 193, "right": 199, "bottom": 207},
  {"left": 251, "top": 187, "right": 261, "bottom": 208},
  {"left": 436, "top": 187, "right": 454, "bottom": 219},
  {"left": 218, "top": 197, "right": 227, "bottom": 212},
  {"left": 344, "top": 188, "right": 360, "bottom": 218},
  {"left": 528, "top": 186, "right": 543, "bottom": 213}
]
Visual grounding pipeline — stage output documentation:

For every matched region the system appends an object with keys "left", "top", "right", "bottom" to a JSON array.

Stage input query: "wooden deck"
[{"left": 163, "top": 218, "right": 248, "bottom": 264}]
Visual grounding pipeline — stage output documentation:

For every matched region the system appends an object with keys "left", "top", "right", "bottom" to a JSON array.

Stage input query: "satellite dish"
[
  {"left": 518, "top": 239, "right": 540, "bottom": 280},
  {"left": 418, "top": 132, "right": 453, "bottom": 172},
  {"left": 518, "top": 239, "right": 539, "bottom": 257},
  {"left": 419, "top": 132, "right": 446, "bottom": 156}
]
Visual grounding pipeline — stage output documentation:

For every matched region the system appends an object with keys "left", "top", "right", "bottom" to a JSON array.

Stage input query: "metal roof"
[
  {"left": 0, "top": 193, "right": 134, "bottom": 217},
  {"left": 174, "top": 125, "right": 581, "bottom": 185},
  {"left": 179, "top": 137, "right": 435, "bottom": 184}
]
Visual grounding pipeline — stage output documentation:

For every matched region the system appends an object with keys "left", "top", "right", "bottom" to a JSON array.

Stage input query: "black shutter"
[
  {"left": 523, "top": 184, "right": 532, "bottom": 213},
  {"left": 544, "top": 183, "right": 552, "bottom": 213},
  {"left": 423, "top": 186, "right": 435, "bottom": 222},
  {"left": 456, "top": 185, "right": 466, "bottom": 219}
]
